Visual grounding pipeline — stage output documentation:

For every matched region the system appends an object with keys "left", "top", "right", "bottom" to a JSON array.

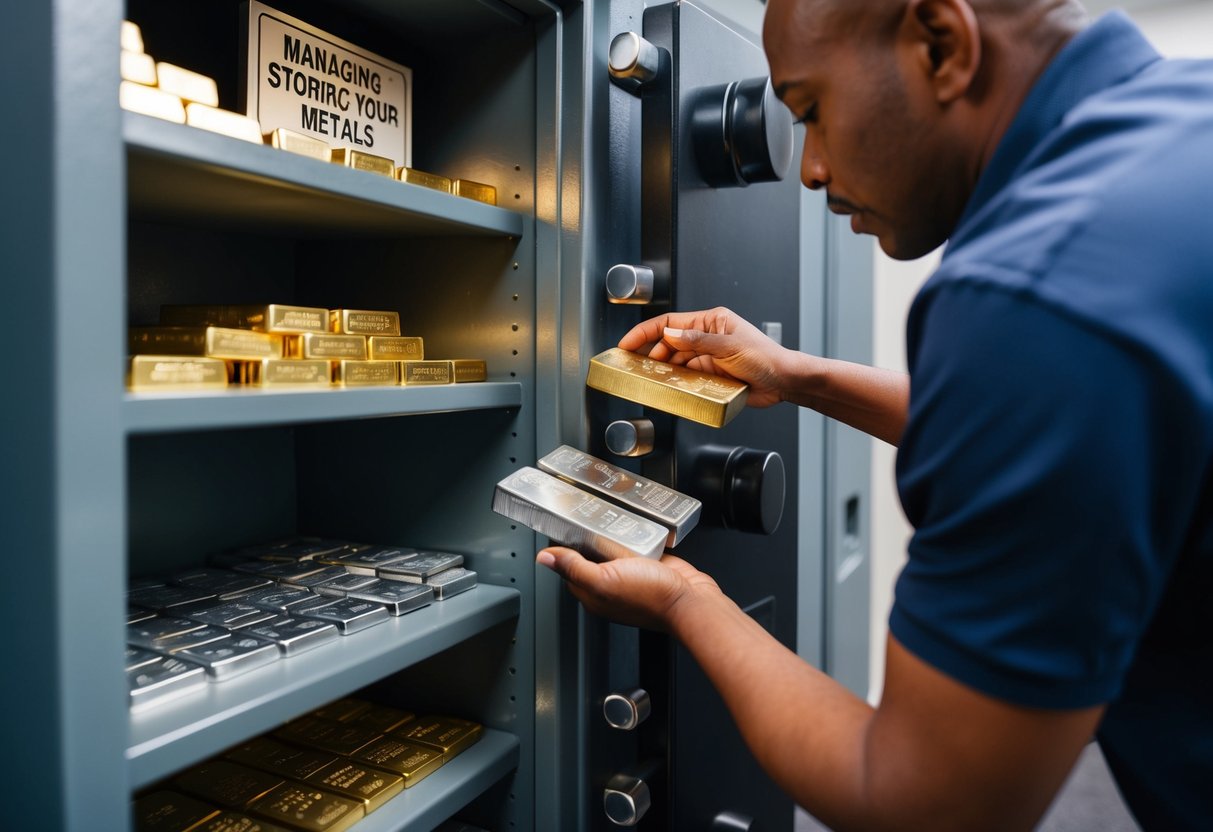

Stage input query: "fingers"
[{"left": 617, "top": 308, "right": 738, "bottom": 355}]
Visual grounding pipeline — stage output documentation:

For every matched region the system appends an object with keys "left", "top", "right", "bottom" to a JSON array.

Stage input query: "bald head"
[{"left": 763, "top": 0, "right": 1088, "bottom": 258}]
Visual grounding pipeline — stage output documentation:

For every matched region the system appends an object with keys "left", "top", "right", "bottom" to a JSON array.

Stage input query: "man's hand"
[
  {"left": 618, "top": 307, "right": 795, "bottom": 409},
  {"left": 536, "top": 547, "right": 723, "bottom": 632}
]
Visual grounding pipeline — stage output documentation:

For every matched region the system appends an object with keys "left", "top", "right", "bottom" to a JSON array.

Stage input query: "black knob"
[
  {"left": 691, "top": 76, "right": 793, "bottom": 188},
  {"left": 686, "top": 445, "right": 785, "bottom": 535}
]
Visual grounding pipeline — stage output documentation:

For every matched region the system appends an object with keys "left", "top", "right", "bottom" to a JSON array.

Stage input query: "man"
[{"left": 537, "top": 0, "right": 1213, "bottom": 829}]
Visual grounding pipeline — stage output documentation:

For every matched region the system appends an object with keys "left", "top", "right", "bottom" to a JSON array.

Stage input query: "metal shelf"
[
  {"left": 127, "top": 585, "right": 520, "bottom": 789},
  {"left": 124, "top": 112, "right": 525, "bottom": 238},
  {"left": 124, "top": 382, "right": 523, "bottom": 434},
  {"left": 353, "top": 729, "right": 520, "bottom": 832}
]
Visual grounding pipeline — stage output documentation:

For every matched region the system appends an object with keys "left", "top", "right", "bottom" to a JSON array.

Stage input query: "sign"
[{"left": 244, "top": 1, "right": 412, "bottom": 167}]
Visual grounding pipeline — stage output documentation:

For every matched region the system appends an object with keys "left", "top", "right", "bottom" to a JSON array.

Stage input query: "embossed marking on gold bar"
[
  {"left": 128, "top": 356, "right": 228, "bottom": 391},
  {"left": 161, "top": 304, "right": 329, "bottom": 334},
  {"left": 334, "top": 360, "right": 398, "bottom": 387},
  {"left": 451, "top": 359, "right": 487, "bottom": 383},
  {"left": 121, "top": 50, "right": 156, "bottom": 85},
  {"left": 155, "top": 62, "right": 219, "bottom": 106},
  {"left": 284, "top": 333, "right": 367, "bottom": 360},
  {"left": 331, "top": 148, "right": 395, "bottom": 178},
  {"left": 586, "top": 347, "right": 748, "bottom": 428},
  {"left": 400, "top": 360, "right": 453, "bottom": 385},
  {"left": 330, "top": 309, "right": 401, "bottom": 336},
  {"left": 120, "top": 81, "right": 185, "bottom": 123},
  {"left": 306, "top": 760, "right": 404, "bottom": 812},
  {"left": 241, "top": 358, "right": 331, "bottom": 386},
  {"left": 452, "top": 179, "right": 497, "bottom": 205},
  {"left": 249, "top": 782, "right": 364, "bottom": 832},
  {"left": 397, "top": 167, "right": 452, "bottom": 193},
  {"left": 185, "top": 103, "right": 264, "bottom": 144},
  {"left": 265, "top": 128, "right": 332, "bottom": 162},
  {"left": 130, "top": 326, "right": 281, "bottom": 360},
  {"left": 367, "top": 336, "right": 424, "bottom": 361}
]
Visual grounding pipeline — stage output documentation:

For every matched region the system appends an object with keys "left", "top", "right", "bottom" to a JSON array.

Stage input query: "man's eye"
[{"left": 793, "top": 103, "right": 818, "bottom": 126}]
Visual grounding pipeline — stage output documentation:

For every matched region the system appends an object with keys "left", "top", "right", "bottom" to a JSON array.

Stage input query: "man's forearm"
[{"left": 780, "top": 354, "right": 910, "bottom": 446}]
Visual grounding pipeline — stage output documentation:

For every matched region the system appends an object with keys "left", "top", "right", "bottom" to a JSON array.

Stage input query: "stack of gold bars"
[
  {"left": 133, "top": 696, "right": 484, "bottom": 831},
  {"left": 127, "top": 536, "right": 478, "bottom": 714},
  {"left": 119, "top": 20, "right": 499, "bottom": 205},
  {"left": 127, "top": 303, "right": 487, "bottom": 392}
]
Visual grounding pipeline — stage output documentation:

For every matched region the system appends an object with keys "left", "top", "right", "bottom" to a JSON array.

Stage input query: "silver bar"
[
  {"left": 282, "top": 565, "right": 352, "bottom": 589},
  {"left": 127, "top": 605, "right": 157, "bottom": 625},
  {"left": 493, "top": 467, "right": 667, "bottom": 561},
  {"left": 312, "top": 572, "right": 381, "bottom": 597},
  {"left": 180, "top": 600, "right": 278, "bottom": 629},
  {"left": 242, "top": 586, "right": 320, "bottom": 613},
  {"left": 293, "top": 598, "right": 390, "bottom": 634},
  {"left": 346, "top": 581, "right": 434, "bottom": 616},
  {"left": 127, "top": 616, "right": 206, "bottom": 649},
  {"left": 127, "top": 584, "right": 218, "bottom": 610},
  {"left": 538, "top": 445, "right": 701, "bottom": 547},
  {"left": 236, "top": 615, "right": 339, "bottom": 656},
  {"left": 377, "top": 552, "right": 463, "bottom": 583},
  {"left": 128, "top": 656, "right": 207, "bottom": 711},
  {"left": 152, "top": 625, "right": 232, "bottom": 654},
  {"left": 125, "top": 645, "right": 163, "bottom": 671},
  {"left": 326, "top": 546, "right": 418, "bottom": 576},
  {"left": 426, "top": 567, "right": 477, "bottom": 600},
  {"left": 174, "top": 634, "right": 280, "bottom": 681},
  {"left": 170, "top": 567, "right": 275, "bottom": 598}
]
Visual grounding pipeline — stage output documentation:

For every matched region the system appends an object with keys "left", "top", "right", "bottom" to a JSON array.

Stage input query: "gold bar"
[
  {"left": 284, "top": 333, "right": 367, "bottom": 360},
  {"left": 275, "top": 716, "right": 383, "bottom": 756},
  {"left": 451, "top": 359, "right": 487, "bottom": 383},
  {"left": 266, "top": 128, "right": 332, "bottom": 162},
  {"left": 586, "top": 347, "right": 748, "bottom": 428},
  {"left": 173, "top": 759, "right": 284, "bottom": 809},
  {"left": 395, "top": 716, "right": 483, "bottom": 760},
  {"left": 249, "top": 783, "right": 364, "bottom": 832},
  {"left": 185, "top": 103, "right": 263, "bottom": 144},
  {"left": 236, "top": 358, "right": 331, "bottom": 387},
  {"left": 161, "top": 304, "right": 329, "bottom": 334},
  {"left": 331, "top": 148, "right": 395, "bottom": 178},
  {"left": 400, "top": 360, "right": 453, "bottom": 386},
  {"left": 131, "top": 791, "right": 219, "bottom": 832},
  {"left": 350, "top": 738, "right": 444, "bottom": 787},
  {"left": 305, "top": 760, "right": 404, "bottom": 813},
  {"left": 309, "top": 698, "right": 371, "bottom": 723},
  {"left": 333, "top": 360, "right": 398, "bottom": 387},
  {"left": 130, "top": 326, "right": 281, "bottom": 361},
  {"left": 224, "top": 737, "right": 338, "bottom": 781},
  {"left": 155, "top": 62, "right": 220, "bottom": 107},
  {"left": 128, "top": 356, "right": 228, "bottom": 391},
  {"left": 121, "top": 50, "right": 156, "bottom": 85},
  {"left": 367, "top": 336, "right": 423, "bottom": 361},
  {"left": 346, "top": 703, "right": 415, "bottom": 734},
  {"left": 330, "top": 309, "right": 401, "bottom": 336},
  {"left": 121, "top": 20, "right": 144, "bottom": 53},
  {"left": 452, "top": 179, "right": 497, "bottom": 205},
  {"left": 397, "top": 167, "right": 451, "bottom": 193},
  {"left": 120, "top": 81, "right": 185, "bottom": 124}
]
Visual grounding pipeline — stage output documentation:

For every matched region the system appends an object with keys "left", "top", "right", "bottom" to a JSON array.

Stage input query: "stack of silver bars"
[
  {"left": 493, "top": 445, "right": 703, "bottom": 563},
  {"left": 128, "top": 303, "right": 487, "bottom": 391},
  {"left": 127, "top": 537, "right": 477, "bottom": 712},
  {"left": 134, "top": 695, "right": 485, "bottom": 831}
]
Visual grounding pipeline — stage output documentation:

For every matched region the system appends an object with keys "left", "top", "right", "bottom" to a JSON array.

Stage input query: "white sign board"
[{"left": 244, "top": 1, "right": 412, "bottom": 167}]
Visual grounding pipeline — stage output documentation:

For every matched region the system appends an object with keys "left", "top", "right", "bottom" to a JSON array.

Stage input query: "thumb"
[
  {"left": 537, "top": 546, "right": 601, "bottom": 588},
  {"left": 662, "top": 326, "right": 730, "bottom": 356}
]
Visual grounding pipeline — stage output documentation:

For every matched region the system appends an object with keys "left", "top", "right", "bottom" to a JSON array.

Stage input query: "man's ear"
[{"left": 903, "top": 0, "right": 982, "bottom": 104}]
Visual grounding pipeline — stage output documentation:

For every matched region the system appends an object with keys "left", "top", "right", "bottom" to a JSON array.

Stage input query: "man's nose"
[{"left": 801, "top": 136, "right": 830, "bottom": 190}]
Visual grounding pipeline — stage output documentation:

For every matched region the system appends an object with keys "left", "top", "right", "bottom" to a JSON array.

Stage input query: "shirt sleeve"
[{"left": 890, "top": 280, "right": 1197, "bottom": 709}]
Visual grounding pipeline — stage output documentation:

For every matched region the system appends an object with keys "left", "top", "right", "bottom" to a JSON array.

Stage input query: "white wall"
[{"left": 865, "top": 1, "right": 1213, "bottom": 701}]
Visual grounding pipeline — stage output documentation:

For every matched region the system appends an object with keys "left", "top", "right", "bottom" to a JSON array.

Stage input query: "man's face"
[{"left": 764, "top": 0, "right": 964, "bottom": 260}]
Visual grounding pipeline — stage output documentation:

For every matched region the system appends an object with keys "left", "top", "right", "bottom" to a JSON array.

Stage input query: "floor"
[{"left": 794, "top": 743, "right": 1141, "bottom": 831}]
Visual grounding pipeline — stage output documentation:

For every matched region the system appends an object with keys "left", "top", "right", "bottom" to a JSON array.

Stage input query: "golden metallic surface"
[
  {"left": 265, "top": 128, "right": 332, "bottom": 162},
  {"left": 586, "top": 347, "right": 748, "bottom": 428},
  {"left": 333, "top": 360, "right": 398, "bottom": 387},
  {"left": 174, "top": 759, "right": 284, "bottom": 809},
  {"left": 330, "top": 148, "right": 395, "bottom": 178},
  {"left": 130, "top": 326, "right": 281, "bottom": 360},
  {"left": 400, "top": 360, "right": 453, "bottom": 386},
  {"left": 329, "top": 309, "right": 401, "bottom": 336},
  {"left": 121, "top": 20, "right": 144, "bottom": 53},
  {"left": 249, "top": 783, "right": 364, "bottom": 832},
  {"left": 350, "top": 738, "right": 443, "bottom": 786},
  {"left": 305, "top": 760, "right": 404, "bottom": 813},
  {"left": 224, "top": 737, "right": 338, "bottom": 781},
  {"left": 121, "top": 50, "right": 156, "bottom": 85},
  {"left": 395, "top": 715, "right": 483, "bottom": 759},
  {"left": 346, "top": 703, "right": 416, "bottom": 734},
  {"left": 185, "top": 103, "right": 263, "bottom": 144},
  {"left": 120, "top": 80, "right": 185, "bottom": 124},
  {"left": 155, "top": 62, "right": 219, "bottom": 107},
  {"left": 128, "top": 356, "right": 228, "bottom": 391},
  {"left": 451, "top": 359, "right": 487, "bottom": 383},
  {"left": 161, "top": 304, "right": 328, "bottom": 334},
  {"left": 237, "top": 359, "right": 331, "bottom": 387},
  {"left": 366, "top": 336, "right": 423, "bottom": 361},
  {"left": 309, "top": 698, "right": 371, "bottom": 723},
  {"left": 397, "top": 167, "right": 451, "bottom": 193},
  {"left": 131, "top": 790, "right": 219, "bottom": 832},
  {"left": 284, "top": 333, "right": 367, "bottom": 360},
  {"left": 275, "top": 716, "right": 382, "bottom": 756},
  {"left": 451, "top": 179, "right": 497, "bottom": 205}
]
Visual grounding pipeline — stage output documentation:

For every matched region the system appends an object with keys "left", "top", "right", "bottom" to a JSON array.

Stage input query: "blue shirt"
[{"left": 889, "top": 13, "right": 1213, "bottom": 829}]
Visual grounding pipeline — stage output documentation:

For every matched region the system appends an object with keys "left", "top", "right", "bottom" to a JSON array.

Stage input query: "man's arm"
[
  {"left": 618, "top": 308, "right": 909, "bottom": 446},
  {"left": 538, "top": 548, "right": 1103, "bottom": 832}
]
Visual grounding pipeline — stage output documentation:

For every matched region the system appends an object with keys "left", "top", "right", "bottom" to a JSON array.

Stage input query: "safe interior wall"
[{"left": 2, "top": 1, "right": 871, "bottom": 829}]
